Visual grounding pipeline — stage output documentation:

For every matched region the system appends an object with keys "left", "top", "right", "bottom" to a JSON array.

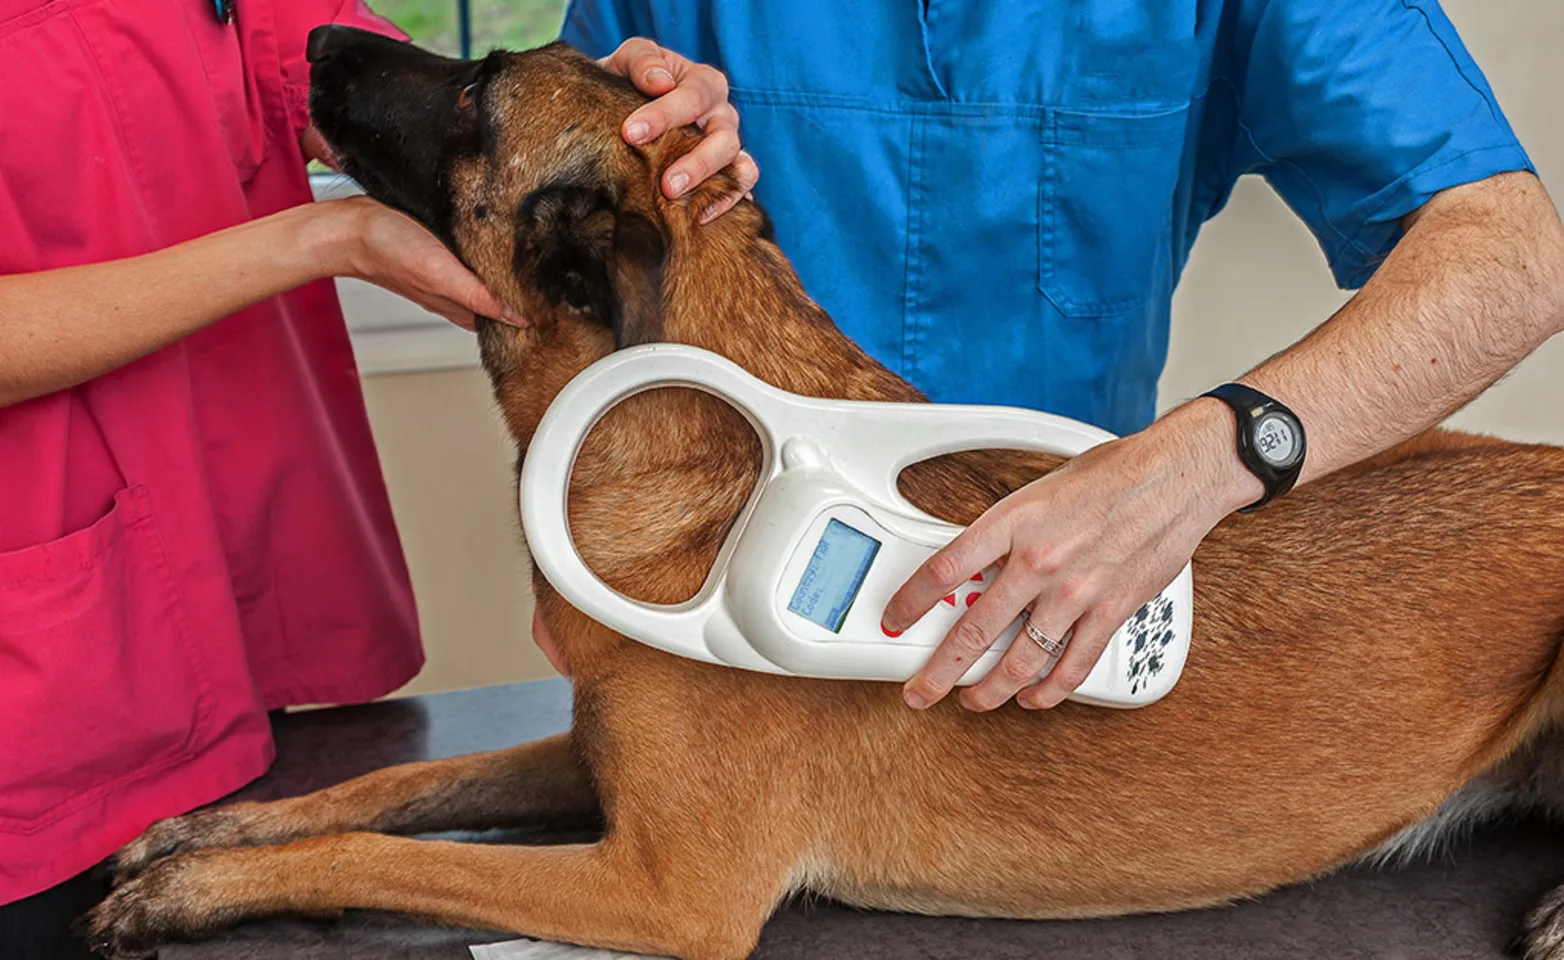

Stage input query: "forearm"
[
  {"left": 1159, "top": 171, "right": 1564, "bottom": 517},
  {"left": 0, "top": 199, "right": 361, "bottom": 408},
  {"left": 895, "top": 173, "right": 1564, "bottom": 711}
]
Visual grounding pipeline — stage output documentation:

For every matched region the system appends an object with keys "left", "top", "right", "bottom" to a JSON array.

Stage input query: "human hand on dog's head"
[{"left": 599, "top": 38, "right": 759, "bottom": 223}]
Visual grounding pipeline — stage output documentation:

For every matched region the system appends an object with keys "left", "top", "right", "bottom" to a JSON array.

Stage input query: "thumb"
[
  {"left": 602, "top": 38, "right": 677, "bottom": 94},
  {"left": 448, "top": 267, "right": 524, "bottom": 327}
]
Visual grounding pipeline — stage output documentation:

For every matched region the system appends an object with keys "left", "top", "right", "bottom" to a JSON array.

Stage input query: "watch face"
[{"left": 1254, "top": 413, "right": 1302, "bottom": 468}]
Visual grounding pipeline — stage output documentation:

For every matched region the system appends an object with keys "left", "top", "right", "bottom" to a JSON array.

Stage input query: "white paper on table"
[{"left": 469, "top": 938, "right": 671, "bottom": 959}]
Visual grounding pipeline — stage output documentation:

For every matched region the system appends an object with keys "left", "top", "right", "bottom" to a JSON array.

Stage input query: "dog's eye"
[{"left": 456, "top": 84, "right": 478, "bottom": 111}]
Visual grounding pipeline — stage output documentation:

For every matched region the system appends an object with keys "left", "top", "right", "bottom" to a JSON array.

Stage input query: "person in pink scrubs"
[{"left": 0, "top": 3, "right": 741, "bottom": 955}]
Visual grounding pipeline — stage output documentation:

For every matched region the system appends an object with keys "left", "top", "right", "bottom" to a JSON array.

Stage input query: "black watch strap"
[{"left": 1201, "top": 383, "right": 1306, "bottom": 513}]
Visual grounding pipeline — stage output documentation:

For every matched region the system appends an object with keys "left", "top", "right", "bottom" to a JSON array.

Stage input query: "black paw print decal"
[{"left": 1124, "top": 594, "right": 1176, "bottom": 695}]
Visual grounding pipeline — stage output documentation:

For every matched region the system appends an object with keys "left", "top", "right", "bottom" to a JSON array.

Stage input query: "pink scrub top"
[{"left": 0, "top": 0, "right": 423, "bottom": 902}]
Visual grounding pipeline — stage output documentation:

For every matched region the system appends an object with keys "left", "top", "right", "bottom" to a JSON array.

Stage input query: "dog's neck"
[
  {"left": 537, "top": 200, "right": 1045, "bottom": 616},
  {"left": 655, "top": 202, "right": 923, "bottom": 405},
  {"left": 549, "top": 201, "right": 894, "bottom": 606}
]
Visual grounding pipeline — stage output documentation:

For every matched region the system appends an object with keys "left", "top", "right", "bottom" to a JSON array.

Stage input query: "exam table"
[{"left": 163, "top": 678, "right": 1562, "bottom": 960}]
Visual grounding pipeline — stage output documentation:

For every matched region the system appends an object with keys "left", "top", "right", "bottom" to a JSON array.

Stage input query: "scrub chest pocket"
[
  {"left": 0, "top": 486, "right": 214, "bottom": 831},
  {"left": 1038, "top": 105, "right": 1190, "bottom": 319}
]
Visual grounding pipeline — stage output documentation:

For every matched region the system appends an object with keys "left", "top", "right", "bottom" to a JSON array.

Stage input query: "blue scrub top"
[{"left": 561, "top": 1, "right": 1532, "bottom": 436}]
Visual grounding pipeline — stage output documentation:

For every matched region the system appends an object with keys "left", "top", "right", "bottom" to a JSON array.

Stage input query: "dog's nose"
[{"left": 306, "top": 25, "right": 343, "bottom": 64}]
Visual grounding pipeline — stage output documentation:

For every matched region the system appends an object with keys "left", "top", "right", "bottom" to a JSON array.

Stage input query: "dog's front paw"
[
  {"left": 109, "top": 807, "right": 255, "bottom": 885},
  {"left": 1516, "top": 885, "right": 1564, "bottom": 959},
  {"left": 79, "top": 851, "right": 236, "bottom": 959}
]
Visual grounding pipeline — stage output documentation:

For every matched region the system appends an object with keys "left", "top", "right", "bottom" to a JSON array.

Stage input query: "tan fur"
[{"left": 86, "top": 43, "right": 1564, "bottom": 960}]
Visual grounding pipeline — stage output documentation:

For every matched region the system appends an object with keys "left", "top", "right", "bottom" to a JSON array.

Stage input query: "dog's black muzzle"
[{"left": 306, "top": 25, "right": 480, "bottom": 239}]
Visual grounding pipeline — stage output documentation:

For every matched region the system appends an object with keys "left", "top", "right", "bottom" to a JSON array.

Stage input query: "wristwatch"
[{"left": 1201, "top": 383, "right": 1306, "bottom": 513}]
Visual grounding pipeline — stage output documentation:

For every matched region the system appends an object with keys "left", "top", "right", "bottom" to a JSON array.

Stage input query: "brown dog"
[{"left": 84, "top": 28, "right": 1564, "bottom": 960}]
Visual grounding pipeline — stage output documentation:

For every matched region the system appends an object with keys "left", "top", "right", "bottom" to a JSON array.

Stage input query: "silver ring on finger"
[{"left": 1023, "top": 614, "right": 1069, "bottom": 659}]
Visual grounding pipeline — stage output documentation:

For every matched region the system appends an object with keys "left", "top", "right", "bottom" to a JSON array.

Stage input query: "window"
[
  {"left": 371, "top": 0, "right": 568, "bottom": 60},
  {"left": 320, "top": 0, "right": 568, "bottom": 375}
]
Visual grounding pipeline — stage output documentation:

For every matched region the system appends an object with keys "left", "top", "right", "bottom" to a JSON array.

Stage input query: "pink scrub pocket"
[{"left": 0, "top": 485, "right": 215, "bottom": 832}]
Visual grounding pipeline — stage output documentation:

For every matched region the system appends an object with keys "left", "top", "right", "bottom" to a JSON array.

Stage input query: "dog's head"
[{"left": 307, "top": 27, "right": 761, "bottom": 438}]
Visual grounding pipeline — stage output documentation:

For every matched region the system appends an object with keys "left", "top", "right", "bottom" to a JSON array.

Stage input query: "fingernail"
[
  {"left": 625, "top": 120, "right": 650, "bottom": 144},
  {"left": 501, "top": 307, "right": 526, "bottom": 327},
  {"left": 647, "top": 67, "right": 674, "bottom": 86},
  {"left": 667, "top": 172, "right": 690, "bottom": 197},
  {"left": 698, "top": 204, "right": 721, "bottom": 224},
  {"left": 1018, "top": 697, "right": 1041, "bottom": 710},
  {"left": 904, "top": 690, "right": 927, "bottom": 710}
]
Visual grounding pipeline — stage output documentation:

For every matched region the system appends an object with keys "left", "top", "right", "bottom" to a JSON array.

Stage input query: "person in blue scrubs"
[{"left": 563, "top": 3, "right": 1564, "bottom": 712}]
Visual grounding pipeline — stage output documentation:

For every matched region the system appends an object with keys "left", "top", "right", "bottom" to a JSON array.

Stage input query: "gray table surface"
[{"left": 165, "top": 678, "right": 1563, "bottom": 960}]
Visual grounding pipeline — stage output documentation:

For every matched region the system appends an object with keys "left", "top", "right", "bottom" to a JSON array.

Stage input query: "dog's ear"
[
  {"left": 513, "top": 182, "right": 666, "bottom": 348},
  {"left": 604, "top": 209, "right": 666, "bottom": 349}
]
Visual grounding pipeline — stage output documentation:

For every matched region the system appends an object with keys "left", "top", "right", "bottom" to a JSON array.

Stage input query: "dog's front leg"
[
  {"left": 85, "top": 832, "right": 779, "bottom": 960},
  {"left": 112, "top": 733, "right": 599, "bottom": 882}
]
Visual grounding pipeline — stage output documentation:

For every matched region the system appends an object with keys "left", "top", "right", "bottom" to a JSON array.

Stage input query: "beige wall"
[
  {"left": 359, "top": 369, "right": 551, "bottom": 696},
  {"left": 362, "top": 0, "right": 1564, "bottom": 697}
]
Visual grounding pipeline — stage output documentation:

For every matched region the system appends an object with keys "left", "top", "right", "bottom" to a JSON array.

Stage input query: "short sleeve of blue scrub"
[
  {"left": 561, "top": 0, "right": 1533, "bottom": 436},
  {"left": 1207, "top": 0, "right": 1534, "bottom": 289}
]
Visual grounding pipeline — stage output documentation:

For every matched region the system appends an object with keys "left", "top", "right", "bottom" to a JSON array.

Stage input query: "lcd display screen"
[{"left": 786, "top": 519, "right": 882, "bottom": 633}]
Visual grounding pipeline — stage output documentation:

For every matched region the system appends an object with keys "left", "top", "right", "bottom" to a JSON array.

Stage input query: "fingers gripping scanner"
[{"left": 520, "top": 344, "right": 1193, "bottom": 708}]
